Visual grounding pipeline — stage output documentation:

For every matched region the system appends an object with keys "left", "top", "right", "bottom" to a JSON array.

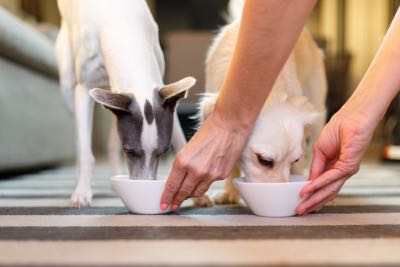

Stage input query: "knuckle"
[
  {"left": 190, "top": 167, "right": 206, "bottom": 178},
  {"left": 175, "top": 155, "right": 188, "bottom": 169}
]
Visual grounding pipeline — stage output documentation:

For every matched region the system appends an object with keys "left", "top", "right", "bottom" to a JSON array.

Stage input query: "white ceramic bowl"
[
  {"left": 110, "top": 175, "right": 170, "bottom": 214},
  {"left": 233, "top": 175, "right": 310, "bottom": 217}
]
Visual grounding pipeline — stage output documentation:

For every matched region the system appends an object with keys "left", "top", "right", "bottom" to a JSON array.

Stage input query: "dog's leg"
[
  {"left": 55, "top": 22, "right": 75, "bottom": 113},
  {"left": 192, "top": 195, "right": 213, "bottom": 208},
  {"left": 214, "top": 165, "right": 241, "bottom": 205},
  {"left": 108, "top": 116, "right": 121, "bottom": 176},
  {"left": 71, "top": 83, "right": 95, "bottom": 208}
]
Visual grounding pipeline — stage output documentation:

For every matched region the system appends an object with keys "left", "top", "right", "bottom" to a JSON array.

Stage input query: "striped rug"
[{"left": 0, "top": 158, "right": 400, "bottom": 267}]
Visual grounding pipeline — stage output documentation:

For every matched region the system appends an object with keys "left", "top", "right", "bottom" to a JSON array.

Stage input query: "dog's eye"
[
  {"left": 124, "top": 148, "right": 139, "bottom": 157},
  {"left": 256, "top": 154, "right": 274, "bottom": 168}
]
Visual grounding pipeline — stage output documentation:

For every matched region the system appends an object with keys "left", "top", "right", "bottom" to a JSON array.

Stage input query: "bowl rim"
[{"left": 233, "top": 176, "right": 310, "bottom": 186}]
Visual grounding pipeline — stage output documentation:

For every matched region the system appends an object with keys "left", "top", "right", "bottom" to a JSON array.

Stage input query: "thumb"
[{"left": 309, "top": 144, "right": 327, "bottom": 181}]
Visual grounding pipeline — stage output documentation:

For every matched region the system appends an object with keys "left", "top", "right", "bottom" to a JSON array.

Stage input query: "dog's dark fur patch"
[
  {"left": 153, "top": 91, "right": 173, "bottom": 154},
  {"left": 144, "top": 99, "right": 154, "bottom": 124},
  {"left": 116, "top": 97, "right": 146, "bottom": 177}
]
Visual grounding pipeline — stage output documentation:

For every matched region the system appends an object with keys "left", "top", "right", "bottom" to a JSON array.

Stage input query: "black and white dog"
[{"left": 56, "top": 0, "right": 195, "bottom": 207}]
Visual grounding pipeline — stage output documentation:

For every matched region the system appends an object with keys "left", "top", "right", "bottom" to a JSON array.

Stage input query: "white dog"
[
  {"left": 56, "top": 0, "right": 196, "bottom": 207},
  {"left": 200, "top": 0, "right": 327, "bottom": 204}
]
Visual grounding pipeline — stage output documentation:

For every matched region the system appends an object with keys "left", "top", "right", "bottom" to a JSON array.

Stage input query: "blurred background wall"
[
  {"left": 2, "top": 0, "right": 398, "bottom": 103},
  {"left": 0, "top": 0, "right": 399, "bottom": 172}
]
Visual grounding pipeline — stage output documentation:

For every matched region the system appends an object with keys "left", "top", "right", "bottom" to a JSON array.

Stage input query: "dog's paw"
[
  {"left": 71, "top": 188, "right": 93, "bottom": 208},
  {"left": 192, "top": 195, "right": 213, "bottom": 208},
  {"left": 214, "top": 190, "right": 240, "bottom": 205}
]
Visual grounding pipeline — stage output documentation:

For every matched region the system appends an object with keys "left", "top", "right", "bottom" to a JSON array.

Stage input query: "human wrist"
[
  {"left": 340, "top": 87, "right": 383, "bottom": 130},
  {"left": 209, "top": 104, "right": 255, "bottom": 136}
]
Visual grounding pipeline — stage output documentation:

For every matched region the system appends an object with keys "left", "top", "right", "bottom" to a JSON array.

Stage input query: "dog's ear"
[
  {"left": 199, "top": 93, "right": 218, "bottom": 122},
  {"left": 302, "top": 110, "right": 323, "bottom": 126},
  {"left": 277, "top": 92, "right": 289, "bottom": 103},
  {"left": 159, "top": 77, "right": 196, "bottom": 109},
  {"left": 89, "top": 88, "right": 133, "bottom": 114},
  {"left": 288, "top": 96, "right": 323, "bottom": 126}
]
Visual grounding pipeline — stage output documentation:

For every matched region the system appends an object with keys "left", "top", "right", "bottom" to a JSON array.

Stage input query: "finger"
[
  {"left": 160, "top": 161, "right": 187, "bottom": 211},
  {"left": 300, "top": 168, "right": 343, "bottom": 198},
  {"left": 170, "top": 173, "right": 200, "bottom": 211},
  {"left": 303, "top": 194, "right": 336, "bottom": 216},
  {"left": 191, "top": 179, "right": 213, "bottom": 197},
  {"left": 297, "top": 178, "right": 340, "bottom": 213},
  {"left": 309, "top": 145, "right": 327, "bottom": 181},
  {"left": 297, "top": 179, "right": 345, "bottom": 215}
]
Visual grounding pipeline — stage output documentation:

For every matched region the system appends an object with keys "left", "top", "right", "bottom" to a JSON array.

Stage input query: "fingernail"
[
  {"left": 297, "top": 208, "right": 304, "bottom": 215},
  {"left": 172, "top": 204, "right": 178, "bottom": 211},
  {"left": 160, "top": 203, "right": 168, "bottom": 211}
]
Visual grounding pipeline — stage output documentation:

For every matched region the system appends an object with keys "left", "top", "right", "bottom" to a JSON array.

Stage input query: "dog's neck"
[
  {"left": 107, "top": 49, "right": 164, "bottom": 99},
  {"left": 98, "top": 1, "right": 165, "bottom": 102}
]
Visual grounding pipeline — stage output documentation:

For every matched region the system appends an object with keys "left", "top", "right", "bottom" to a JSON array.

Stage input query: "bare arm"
[
  {"left": 298, "top": 7, "right": 400, "bottom": 215},
  {"left": 345, "top": 7, "right": 400, "bottom": 124},
  {"left": 215, "top": 0, "right": 317, "bottom": 130},
  {"left": 161, "top": 0, "right": 317, "bottom": 211}
]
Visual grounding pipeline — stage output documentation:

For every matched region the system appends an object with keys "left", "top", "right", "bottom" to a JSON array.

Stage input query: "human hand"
[
  {"left": 296, "top": 106, "right": 376, "bottom": 216},
  {"left": 160, "top": 112, "right": 250, "bottom": 211}
]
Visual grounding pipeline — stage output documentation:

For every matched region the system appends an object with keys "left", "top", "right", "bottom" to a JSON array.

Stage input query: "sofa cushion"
[
  {"left": 0, "top": 57, "right": 75, "bottom": 172},
  {"left": 0, "top": 7, "right": 58, "bottom": 78}
]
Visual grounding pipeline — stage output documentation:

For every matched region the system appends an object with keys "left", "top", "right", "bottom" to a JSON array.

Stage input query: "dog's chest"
[{"left": 74, "top": 29, "right": 109, "bottom": 88}]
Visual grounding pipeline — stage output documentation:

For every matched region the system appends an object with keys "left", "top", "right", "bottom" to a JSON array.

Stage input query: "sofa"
[{"left": 0, "top": 7, "right": 75, "bottom": 173}]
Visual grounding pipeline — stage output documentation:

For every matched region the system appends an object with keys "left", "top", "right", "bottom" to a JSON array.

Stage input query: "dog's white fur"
[
  {"left": 200, "top": 0, "right": 327, "bottom": 204},
  {"left": 56, "top": 0, "right": 192, "bottom": 207}
]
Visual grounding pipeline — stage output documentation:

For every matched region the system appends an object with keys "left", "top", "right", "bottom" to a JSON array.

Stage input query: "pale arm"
[
  {"left": 298, "top": 7, "right": 400, "bottom": 215},
  {"left": 348, "top": 11, "right": 400, "bottom": 120},
  {"left": 161, "top": 0, "right": 317, "bottom": 211}
]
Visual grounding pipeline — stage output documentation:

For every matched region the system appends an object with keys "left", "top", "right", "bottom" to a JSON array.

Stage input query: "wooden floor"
[{"left": 0, "top": 154, "right": 400, "bottom": 267}]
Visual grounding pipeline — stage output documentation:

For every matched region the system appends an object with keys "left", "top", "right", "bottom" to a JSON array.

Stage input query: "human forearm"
[
  {"left": 344, "top": 8, "right": 400, "bottom": 126},
  {"left": 213, "top": 0, "right": 317, "bottom": 131}
]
